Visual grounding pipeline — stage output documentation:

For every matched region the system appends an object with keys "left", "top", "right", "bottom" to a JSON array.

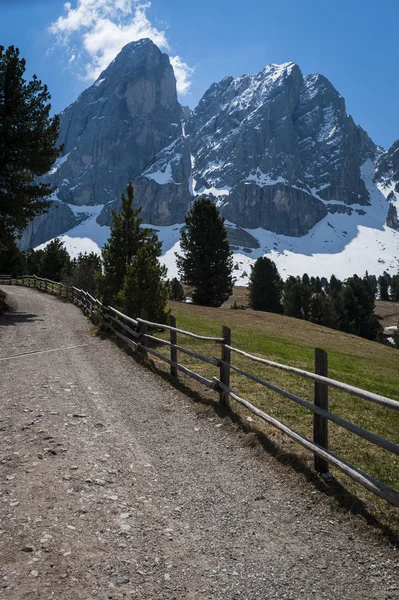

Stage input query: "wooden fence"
[{"left": 2, "top": 274, "right": 399, "bottom": 507}]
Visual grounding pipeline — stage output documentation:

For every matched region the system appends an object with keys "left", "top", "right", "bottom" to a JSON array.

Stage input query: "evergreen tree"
[
  {"left": 248, "top": 257, "right": 282, "bottom": 313},
  {"left": 309, "top": 291, "right": 335, "bottom": 328},
  {"left": 168, "top": 277, "right": 185, "bottom": 301},
  {"left": 378, "top": 275, "right": 390, "bottom": 301},
  {"left": 300, "top": 280, "right": 312, "bottom": 321},
  {"left": 334, "top": 275, "right": 383, "bottom": 341},
  {"left": 391, "top": 275, "right": 399, "bottom": 301},
  {"left": 176, "top": 198, "right": 233, "bottom": 306},
  {"left": 283, "top": 277, "right": 303, "bottom": 319},
  {"left": 310, "top": 276, "right": 322, "bottom": 293},
  {"left": 320, "top": 276, "right": 328, "bottom": 290},
  {"left": 66, "top": 252, "right": 102, "bottom": 295},
  {"left": 365, "top": 272, "right": 378, "bottom": 298},
  {"left": 0, "top": 236, "right": 25, "bottom": 277},
  {"left": 24, "top": 248, "right": 45, "bottom": 277},
  {"left": 41, "top": 238, "right": 71, "bottom": 281},
  {"left": 0, "top": 46, "right": 60, "bottom": 247},
  {"left": 97, "top": 182, "right": 148, "bottom": 305},
  {"left": 328, "top": 274, "right": 342, "bottom": 294},
  {"left": 118, "top": 233, "right": 168, "bottom": 323}
]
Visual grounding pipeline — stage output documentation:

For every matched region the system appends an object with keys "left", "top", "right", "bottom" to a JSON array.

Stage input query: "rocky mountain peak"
[
  {"left": 44, "top": 38, "right": 181, "bottom": 209},
  {"left": 22, "top": 41, "right": 398, "bottom": 262}
]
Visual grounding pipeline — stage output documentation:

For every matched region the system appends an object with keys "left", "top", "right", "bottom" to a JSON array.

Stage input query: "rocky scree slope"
[{"left": 21, "top": 38, "right": 398, "bottom": 251}]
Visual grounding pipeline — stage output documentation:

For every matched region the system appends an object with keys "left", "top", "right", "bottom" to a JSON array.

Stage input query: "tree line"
[{"left": 248, "top": 257, "right": 399, "bottom": 344}]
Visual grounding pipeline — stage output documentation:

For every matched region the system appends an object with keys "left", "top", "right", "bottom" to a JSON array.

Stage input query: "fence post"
[
  {"left": 219, "top": 325, "right": 231, "bottom": 405},
  {"left": 169, "top": 314, "right": 178, "bottom": 377},
  {"left": 313, "top": 348, "right": 330, "bottom": 475},
  {"left": 139, "top": 309, "right": 148, "bottom": 355}
]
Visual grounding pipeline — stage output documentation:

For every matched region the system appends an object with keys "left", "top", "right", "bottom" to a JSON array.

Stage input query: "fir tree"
[
  {"left": 118, "top": 233, "right": 168, "bottom": 323},
  {"left": 248, "top": 257, "right": 282, "bottom": 313},
  {"left": 65, "top": 252, "right": 102, "bottom": 295},
  {"left": 328, "top": 274, "right": 342, "bottom": 294},
  {"left": 0, "top": 46, "right": 60, "bottom": 247},
  {"left": 24, "top": 248, "right": 45, "bottom": 277},
  {"left": 97, "top": 182, "right": 148, "bottom": 305},
  {"left": 168, "top": 277, "right": 185, "bottom": 301},
  {"left": 283, "top": 277, "right": 304, "bottom": 319},
  {"left": 309, "top": 291, "right": 335, "bottom": 327},
  {"left": 334, "top": 275, "right": 383, "bottom": 341},
  {"left": 0, "top": 236, "right": 26, "bottom": 277},
  {"left": 391, "top": 275, "right": 399, "bottom": 301},
  {"left": 300, "top": 281, "right": 312, "bottom": 321},
  {"left": 378, "top": 275, "right": 390, "bottom": 301},
  {"left": 176, "top": 198, "right": 234, "bottom": 307},
  {"left": 41, "top": 238, "right": 71, "bottom": 282}
]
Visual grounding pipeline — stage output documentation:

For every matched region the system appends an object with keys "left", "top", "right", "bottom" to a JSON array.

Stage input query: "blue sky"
[{"left": 0, "top": 0, "right": 398, "bottom": 149}]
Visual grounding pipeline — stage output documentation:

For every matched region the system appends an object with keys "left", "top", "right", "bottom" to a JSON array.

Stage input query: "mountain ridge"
[{"left": 20, "top": 39, "right": 399, "bottom": 279}]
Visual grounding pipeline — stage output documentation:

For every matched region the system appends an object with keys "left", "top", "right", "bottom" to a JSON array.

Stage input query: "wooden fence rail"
[{"left": 1, "top": 274, "right": 398, "bottom": 507}]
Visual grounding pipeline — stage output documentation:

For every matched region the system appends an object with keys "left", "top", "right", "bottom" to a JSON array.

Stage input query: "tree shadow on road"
[{"left": 0, "top": 311, "right": 42, "bottom": 327}]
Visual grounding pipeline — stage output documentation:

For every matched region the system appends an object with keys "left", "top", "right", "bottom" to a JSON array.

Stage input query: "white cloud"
[
  {"left": 170, "top": 55, "right": 194, "bottom": 95},
  {"left": 49, "top": 0, "right": 192, "bottom": 95}
]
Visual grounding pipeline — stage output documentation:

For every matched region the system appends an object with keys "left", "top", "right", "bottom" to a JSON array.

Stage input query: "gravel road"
[{"left": 0, "top": 286, "right": 398, "bottom": 599}]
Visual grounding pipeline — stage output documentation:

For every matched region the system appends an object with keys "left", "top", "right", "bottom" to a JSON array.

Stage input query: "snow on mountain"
[
  {"left": 37, "top": 159, "right": 399, "bottom": 283},
  {"left": 22, "top": 39, "right": 399, "bottom": 281}
]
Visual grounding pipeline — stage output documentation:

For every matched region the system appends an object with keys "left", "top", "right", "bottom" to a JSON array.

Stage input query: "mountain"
[{"left": 20, "top": 39, "right": 399, "bottom": 280}]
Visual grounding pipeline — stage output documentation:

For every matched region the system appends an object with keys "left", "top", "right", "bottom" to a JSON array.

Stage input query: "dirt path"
[{"left": 0, "top": 286, "right": 398, "bottom": 600}]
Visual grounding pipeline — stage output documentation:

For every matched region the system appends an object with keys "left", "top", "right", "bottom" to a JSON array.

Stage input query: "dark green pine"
[{"left": 176, "top": 198, "right": 234, "bottom": 307}]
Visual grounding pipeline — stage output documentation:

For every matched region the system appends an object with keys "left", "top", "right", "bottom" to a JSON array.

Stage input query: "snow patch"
[
  {"left": 49, "top": 151, "right": 71, "bottom": 174},
  {"left": 246, "top": 169, "right": 288, "bottom": 187}
]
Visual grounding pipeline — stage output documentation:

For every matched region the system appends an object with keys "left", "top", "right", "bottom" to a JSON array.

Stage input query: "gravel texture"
[{"left": 0, "top": 286, "right": 398, "bottom": 599}]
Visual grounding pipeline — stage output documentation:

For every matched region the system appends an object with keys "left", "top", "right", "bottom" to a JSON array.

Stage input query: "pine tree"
[
  {"left": 65, "top": 252, "right": 102, "bottom": 295},
  {"left": 328, "top": 274, "right": 342, "bottom": 294},
  {"left": 248, "top": 257, "right": 282, "bottom": 313},
  {"left": 378, "top": 275, "right": 390, "bottom": 301},
  {"left": 118, "top": 233, "right": 169, "bottom": 323},
  {"left": 334, "top": 275, "right": 383, "bottom": 341},
  {"left": 283, "top": 277, "right": 304, "bottom": 319},
  {"left": 176, "top": 198, "right": 234, "bottom": 306},
  {"left": 309, "top": 291, "right": 335, "bottom": 327},
  {"left": 24, "top": 248, "right": 45, "bottom": 277},
  {"left": 41, "top": 238, "right": 71, "bottom": 282},
  {"left": 97, "top": 182, "right": 148, "bottom": 305},
  {"left": 169, "top": 277, "right": 185, "bottom": 301},
  {"left": 391, "top": 275, "right": 399, "bottom": 301},
  {"left": 0, "top": 46, "right": 60, "bottom": 247},
  {"left": 0, "top": 235, "right": 26, "bottom": 277}
]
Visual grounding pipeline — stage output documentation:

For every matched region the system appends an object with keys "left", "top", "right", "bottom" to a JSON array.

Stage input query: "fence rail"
[{"left": 1, "top": 274, "right": 398, "bottom": 507}]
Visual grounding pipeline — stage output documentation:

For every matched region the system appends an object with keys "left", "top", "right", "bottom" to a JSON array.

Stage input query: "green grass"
[{"left": 150, "top": 301, "right": 399, "bottom": 534}]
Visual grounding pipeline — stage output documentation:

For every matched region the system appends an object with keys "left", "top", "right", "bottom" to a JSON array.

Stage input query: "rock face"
[
  {"left": 387, "top": 203, "right": 399, "bottom": 229},
  {"left": 18, "top": 201, "right": 82, "bottom": 250},
  {"left": 21, "top": 39, "right": 398, "bottom": 248},
  {"left": 45, "top": 38, "right": 184, "bottom": 209},
  {"left": 374, "top": 139, "right": 399, "bottom": 230},
  {"left": 375, "top": 139, "right": 399, "bottom": 198}
]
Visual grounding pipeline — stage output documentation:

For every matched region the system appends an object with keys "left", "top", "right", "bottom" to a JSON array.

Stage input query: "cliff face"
[
  {"left": 22, "top": 39, "right": 398, "bottom": 249},
  {"left": 139, "top": 61, "right": 377, "bottom": 235},
  {"left": 44, "top": 39, "right": 184, "bottom": 209}
]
